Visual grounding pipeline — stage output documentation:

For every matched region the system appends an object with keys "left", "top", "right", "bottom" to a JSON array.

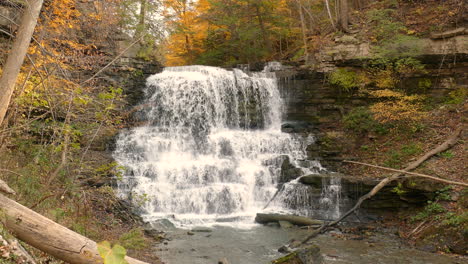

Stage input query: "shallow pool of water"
[{"left": 155, "top": 225, "right": 465, "bottom": 264}]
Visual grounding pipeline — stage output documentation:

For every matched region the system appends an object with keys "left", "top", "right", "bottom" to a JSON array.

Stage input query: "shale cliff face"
[
  {"left": 278, "top": 34, "right": 468, "bottom": 130},
  {"left": 272, "top": 32, "right": 467, "bottom": 216}
]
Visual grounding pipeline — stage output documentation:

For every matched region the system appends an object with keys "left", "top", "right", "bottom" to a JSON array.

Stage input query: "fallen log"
[
  {"left": 300, "top": 125, "right": 463, "bottom": 245},
  {"left": 430, "top": 27, "right": 466, "bottom": 39},
  {"left": 0, "top": 193, "right": 148, "bottom": 264},
  {"left": 255, "top": 213, "right": 323, "bottom": 226}
]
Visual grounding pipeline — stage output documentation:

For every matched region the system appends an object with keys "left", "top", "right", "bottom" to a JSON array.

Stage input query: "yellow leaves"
[
  {"left": 369, "top": 89, "right": 403, "bottom": 98},
  {"left": 373, "top": 69, "right": 397, "bottom": 89},
  {"left": 370, "top": 100, "right": 426, "bottom": 125},
  {"left": 368, "top": 88, "right": 426, "bottom": 125}
]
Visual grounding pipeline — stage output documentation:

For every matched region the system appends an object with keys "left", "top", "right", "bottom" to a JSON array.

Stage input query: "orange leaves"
[
  {"left": 44, "top": 0, "right": 81, "bottom": 31},
  {"left": 164, "top": 0, "right": 210, "bottom": 65}
]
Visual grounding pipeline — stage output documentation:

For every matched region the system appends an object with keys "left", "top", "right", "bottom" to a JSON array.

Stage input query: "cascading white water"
[{"left": 113, "top": 64, "right": 338, "bottom": 227}]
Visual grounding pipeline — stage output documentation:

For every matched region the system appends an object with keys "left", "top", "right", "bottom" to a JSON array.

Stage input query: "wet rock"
[
  {"left": 279, "top": 221, "right": 294, "bottom": 229},
  {"left": 273, "top": 245, "right": 323, "bottom": 264},
  {"left": 281, "top": 121, "right": 315, "bottom": 133},
  {"left": 402, "top": 178, "right": 444, "bottom": 193},
  {"left": 299, "top": 172, "right": 344, "bottom": 188},
  {"left": 297, "top": 245, "right": 323, "bottom": 264},
  {"left": 191, "top": 227, "right": 212, "bottom": 233},
  {"left": 143, "top": 228, "right": 161, "bottom": 239},
  {"left": 299, "top": 172, "right": 435, "bottom": 213},
  {"left": 278, "top": 245, "right": 292, "bottom": 254},
  {"left": 150, "top": 219, "right": 176, "bottom": 230},
  {"left": 280, "top": 156, "right": 303, "bottom": 183},
  {"left": 266, "top": 222, "right": 280, "bottom": 228}
]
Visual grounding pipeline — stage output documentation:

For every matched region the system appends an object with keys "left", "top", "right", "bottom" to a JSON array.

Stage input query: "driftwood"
[
  {"left": 255, "top": 213, "right": 323, "bottom": 226},
  {"left": 0, "top": 193, "right": 148, "bottom": 264},
  {"left": 300, "top": 126, "right": 463, "bottom": 245}
]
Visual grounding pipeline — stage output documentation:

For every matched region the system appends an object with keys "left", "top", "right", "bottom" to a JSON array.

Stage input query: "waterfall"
[{"left": 113, "top": 64, "right": 339, "bottom": 227}]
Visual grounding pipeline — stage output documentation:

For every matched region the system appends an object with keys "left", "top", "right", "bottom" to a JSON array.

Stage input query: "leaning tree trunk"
[
  {"left": 0, "top": 193, "right": 148, "bottom": 264},
  {"left": 0, "top": 0, "right": 44, "bottom": 126}
]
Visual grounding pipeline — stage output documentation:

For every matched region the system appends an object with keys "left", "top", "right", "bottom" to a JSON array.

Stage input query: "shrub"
[
  {"left": 412, "top": 201, "right": 446, "bottom": 222},
  {"left": 118, "top": 228, "right": 147, "bottom": 250},
  {"left": 329, "top": 68, "right": 359, "bottom": 92},
  {"left": 445, "top": 87, "right": 467, "bottom": 105},
  {"left": 343, "top": 107, "right": 389, "bottom": 134}
]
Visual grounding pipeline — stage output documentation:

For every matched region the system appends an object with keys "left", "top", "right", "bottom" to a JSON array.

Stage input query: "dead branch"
[
  {"left": 0, "top": 179, "right": 15, "bottom": 195},
  {"left": 0, "top": 169, "right": 24, "bottom": 178},
  {"left": 300, "top": 126, "right": 463, "bottom": 245},
  {"left": 343, "top": 160, "right": 468, "bottom": 187}
]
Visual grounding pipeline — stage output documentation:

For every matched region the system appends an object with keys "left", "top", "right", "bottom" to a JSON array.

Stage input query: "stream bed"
[{"left": 155, "top": 225, "right": 465, "bottom": 264}]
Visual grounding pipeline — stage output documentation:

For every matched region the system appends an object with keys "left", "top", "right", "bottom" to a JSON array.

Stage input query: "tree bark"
[
  {"left": 0, "top": 193, "right": 149, "bottom": 264},
  {"left": 296, "top": 0, "right": 309, "bottom": 60},
  {"left": 134, "top": 0, "right": 147, "bottom": 40},
  {"left": 0, "top": 0, "right": 44, "bottom": 126},
  {"left": 254, "top": 3, "right": 272, "bottom": 53},
  {"left": 338, "top": 0, "right": 349, "bottom": 32}
]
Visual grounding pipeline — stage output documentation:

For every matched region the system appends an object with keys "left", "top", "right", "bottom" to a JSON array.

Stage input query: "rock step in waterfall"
[{"left": 113, "top": 63, "right": 344, "bottom": 228}]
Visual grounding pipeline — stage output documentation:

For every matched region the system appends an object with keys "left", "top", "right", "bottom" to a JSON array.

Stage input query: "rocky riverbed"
[{"left": 153, "top": 222, "right": 466, "bottom": 264}]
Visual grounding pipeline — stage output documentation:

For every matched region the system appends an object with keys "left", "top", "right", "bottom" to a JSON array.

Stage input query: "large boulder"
[{"left": 298, "top": 172, "right": 439, "bottom": 213}]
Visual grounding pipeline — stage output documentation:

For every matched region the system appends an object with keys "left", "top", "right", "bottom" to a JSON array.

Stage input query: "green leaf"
[{"left": 97, "top": 241, "right": 128, "bottom": 264}]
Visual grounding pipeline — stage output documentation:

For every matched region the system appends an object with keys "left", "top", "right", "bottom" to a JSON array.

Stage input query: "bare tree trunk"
[
  {"left": 296, "top": 0, "right": 309, "bottom": 60},
  {"left": 338, "top": 0, "right": 349, "bottom": 32},
  {"left": 0, "top": 193, "right": 149, "bottom": 264},
  {"left": 134, "top": 0, "right": 147, "bottom": 40},
  {"left": 324, "top": 0, "right": 336, "bottom": 30},
  {"left": 0, "top": 0, "right": 44, "bottom": 126},
  {"left": 254, "top": 3, "right": 272, "bottom": 54}
]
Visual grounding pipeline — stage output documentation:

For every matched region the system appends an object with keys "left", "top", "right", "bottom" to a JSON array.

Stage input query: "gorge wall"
[{"left": 274, "top": 33, "right": 467, "bottom": 215}]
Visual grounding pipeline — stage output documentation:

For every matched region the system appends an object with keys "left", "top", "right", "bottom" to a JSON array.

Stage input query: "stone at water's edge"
[
  {"left": 273, "top": 245, "right": 323, "bottom": 264},
  {"left": 279, "top": 155, "right": 304, "bottom": 184},
  {"left": 255, "top": 213, "right": 323, "bottom": 226},
  {"left": 299, "top": 172, "right": 344, "bottom": 187},
  {"left": 298, "top": 172, "right": 439, "bottom": 212},
  {"left": 279, "top": 221, "right": 294, "bottom": 229}
]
